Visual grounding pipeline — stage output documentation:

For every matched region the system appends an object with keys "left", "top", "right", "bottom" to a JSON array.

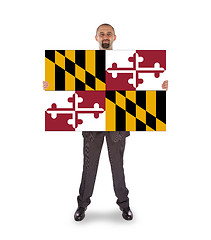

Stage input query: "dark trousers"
[{"left": 77, "top": 132, "right": 129, "bottom": 209}]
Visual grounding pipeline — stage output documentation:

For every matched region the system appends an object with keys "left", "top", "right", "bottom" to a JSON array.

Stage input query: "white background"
[{"left": 0, "top": 0, "right": 211, "bottom": 239}]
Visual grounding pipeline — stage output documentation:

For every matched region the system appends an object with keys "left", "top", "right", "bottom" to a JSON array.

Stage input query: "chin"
[{"left": 102, "top": 44, "right": 110, "bottom": 49}]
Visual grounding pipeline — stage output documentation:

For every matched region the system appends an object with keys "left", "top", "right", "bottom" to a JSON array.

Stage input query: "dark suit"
[
  {"left": 77, "top": 131, "right": 130, "bottom": 209},
  {"left": 82, "top": 131, "right": 130, "bottom": 142}
]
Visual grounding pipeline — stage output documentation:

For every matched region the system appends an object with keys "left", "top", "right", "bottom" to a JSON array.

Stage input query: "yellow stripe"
[
  {"left": 146, "top": 125, "right": 155, "bottom": 131},
  {"left": 126, "top": 112, "right": 136, "bottom": 130},
  {"left": 45, "top": 58, "right": 55, "bottom": 90},
  {"left": 146, "top": 91, "right": 156, "bottom": 117},
  {"left": 65, "top": 50, "right": 75, "bottom": 62},
  {"left": 126, "top": 91, "right": 136, "bottom": 103},
  {"left": 156, "top": 119, "right": 166, "bottom": 131},
  {"left": 55, "top": 51, "right": 65, "bottom": 70},
  {"left": 75, "top": 64, "right": 85, "bottom": 83},
  {"left": 136, "top": 105, "right": 146, "bottom": 124},
  {"left": 106, "top": 99, "right": 115, "bottom": 130},
  {"left": 85, "top": 85, "right": 94, "bottom": 91},
  {"left": 65, "top": 71, "right": 75, "bottom": 90},
  {"left": 96, "top": 78, "right": 105, "bottom": 90},
  {"left": 116, "top": 92, "right": 126, "bottom": 110},
  {"left": 85, "top": 50, "right": 95, "bottom": 76}
]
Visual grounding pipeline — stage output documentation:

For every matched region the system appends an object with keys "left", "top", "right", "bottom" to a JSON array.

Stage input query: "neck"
[{"left": 99, "top": 46, "right": 113, "bottom": 50}]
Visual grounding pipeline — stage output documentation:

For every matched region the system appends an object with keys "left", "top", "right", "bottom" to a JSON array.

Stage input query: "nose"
[{"left": 102, "top": 35, "right": 108, "bottom": 39}]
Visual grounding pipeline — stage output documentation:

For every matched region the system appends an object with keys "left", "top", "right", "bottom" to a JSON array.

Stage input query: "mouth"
[
  {"left": 102, "top": 43, "right": 109, "bottom": 47},
  {"left": 102, "top": 39, "right": 110, "bottom": 49}
]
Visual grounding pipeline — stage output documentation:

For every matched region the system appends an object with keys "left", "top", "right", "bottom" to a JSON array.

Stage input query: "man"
[
  {"left": 74, "top": 24, "right": 133, "bottom": 221},
  {"left": 43, "top": 23, "right": 168, "bottom": 222}
]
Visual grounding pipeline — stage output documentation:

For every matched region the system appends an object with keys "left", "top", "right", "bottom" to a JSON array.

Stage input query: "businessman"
[{"left": 43, "top": 23, "right": 168, "bottom": 222}]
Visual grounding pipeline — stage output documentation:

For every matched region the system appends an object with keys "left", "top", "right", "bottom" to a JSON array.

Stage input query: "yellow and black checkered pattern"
[
  {"left": 45, "top": 50, "right": 106, "bottom": 91},
  {"left": 106, "top": 90, "right": 166, "bottom": 131}
]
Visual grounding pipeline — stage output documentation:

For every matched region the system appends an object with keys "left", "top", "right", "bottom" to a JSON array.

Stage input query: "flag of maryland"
[
  {"left": 45, "top": 50, "right": 167, "bottom": 131},
  {"left": 45, "top": 50, "right": 105, "bottom": 91}
]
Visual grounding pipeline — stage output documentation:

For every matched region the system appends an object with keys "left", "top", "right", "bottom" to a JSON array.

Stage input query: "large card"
[{"left": 44, "top": 50, "right": 166, "bottom": 131}]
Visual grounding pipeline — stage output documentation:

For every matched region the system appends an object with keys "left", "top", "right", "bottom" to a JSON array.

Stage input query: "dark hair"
[{"left": 96, "top": 23, "right": 115, "bottom": 36}]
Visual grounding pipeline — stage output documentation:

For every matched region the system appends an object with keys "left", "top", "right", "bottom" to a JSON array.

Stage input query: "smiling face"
[{"left": 95, "top": 25, "right": 116, "bottom": 50}]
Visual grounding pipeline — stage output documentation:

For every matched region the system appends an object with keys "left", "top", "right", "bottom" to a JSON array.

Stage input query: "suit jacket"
[{"left": 82, "top": 131, "right": 130, "bottom": 142}]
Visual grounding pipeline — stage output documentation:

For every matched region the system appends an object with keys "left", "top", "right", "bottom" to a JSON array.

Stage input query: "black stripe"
[
  {"left": 136, "top": 119, "right": 146, "bottom": 131},
  {"left": 126, "top": 98, "right": 136, "bottom": 117},
  {"left": 75, "top": 78, "right": 85, "bottom": 91},
  {"left": 156, "top": 91, "right": 166, "bottom": 123},
  {"left": 56, "top": 50, "right": 65, "bottom": 56},
  {"left": 146, "top": 112, "right": 156, "bottom": 130},
  {"left": 136, "top": 91, "right": 146, "bottom": 110},
  {"left": 55, "top": 65, "right": 65, "bottom": 90},
  {"left": 106, "top": 90, "right": 116, "bottom": 103},
  {"left": 75, "top": 50, "right": 85, "bottom": 69},
  {"left": 65, "top": 57, "right": 75, "bottom": 76},
  {"left": 45, "top": 50, "right": 55, "bottom": 63},
  {"left": 95, "top": 50, "right": 105, "bottom": 82},
  {"left": 116, "top": 105, "right": 125, "bottom": 131},
  {"left": 117, "top": 91, "right": 126, "bottom": 97},
  {"left": 85, "top": 71, "right": 95, "bottom": 90}
]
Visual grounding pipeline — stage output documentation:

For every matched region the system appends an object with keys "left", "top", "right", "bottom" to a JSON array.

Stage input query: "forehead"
[{"left": 97, "top": 25, "right": 114, "bottom": 34}]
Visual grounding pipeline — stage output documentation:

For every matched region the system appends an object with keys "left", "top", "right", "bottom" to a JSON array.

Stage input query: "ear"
[
  {"left": 114, "top": 35, "right": 116, "bottom": 41},
  {"left": 95, "top": 35, "right": 98, "bottom": 41}
]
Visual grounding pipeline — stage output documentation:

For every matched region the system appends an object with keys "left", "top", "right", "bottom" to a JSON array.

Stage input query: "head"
[{"left": 95, "top": 23, "right": 116, "bottom": 50}]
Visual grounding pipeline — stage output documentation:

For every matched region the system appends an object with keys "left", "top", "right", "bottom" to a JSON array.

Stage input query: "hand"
[
  {"left": 162, "top": 80, "right": 168, "bottom": 91},
  {"left": 43, "top": 81, "right": 49, "bottom": 90}
]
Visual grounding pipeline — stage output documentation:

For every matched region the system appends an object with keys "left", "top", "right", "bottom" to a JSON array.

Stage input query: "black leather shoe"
[
  {"left": 74, "top": 207, "right": 87, "bottom": 221},
  {"left": 120, "top": 207, "right": 133, "bottom": 220}
]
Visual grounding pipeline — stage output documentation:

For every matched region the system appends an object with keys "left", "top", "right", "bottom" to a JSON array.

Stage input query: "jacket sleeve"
[{"left": 125, "top": 131, "right": 130, "bottom": 137}]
